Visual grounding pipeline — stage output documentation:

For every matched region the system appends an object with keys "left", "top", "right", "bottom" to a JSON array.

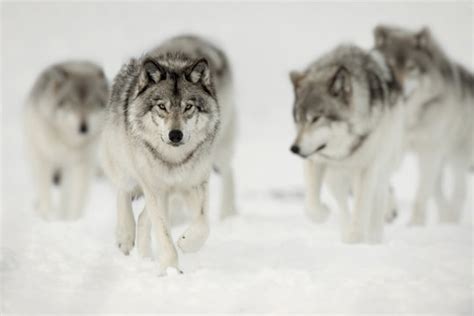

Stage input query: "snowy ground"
[{"left": 1, "top": 2, "right": 473, "bottom": 314}]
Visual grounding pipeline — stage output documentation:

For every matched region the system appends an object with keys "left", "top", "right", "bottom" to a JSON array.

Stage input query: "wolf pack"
[{"left": 24, "top": 26, "right": 473, "bottom": 275}]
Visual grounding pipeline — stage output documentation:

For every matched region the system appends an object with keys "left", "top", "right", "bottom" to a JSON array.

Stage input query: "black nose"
[
  {"left": 169, "top": 130, "right": 183, "bottom": 143},
  {"left": 79, "top": 122, "right": 88, "bottom": 134},
  {"left": 290, "top": 145, "right": 300, "bottom": 154}
]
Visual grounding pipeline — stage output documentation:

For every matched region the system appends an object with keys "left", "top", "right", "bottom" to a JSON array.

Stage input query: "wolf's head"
[
  {"left": 289, "top": 46, "right": 388, "bottom": 160},
  {"left": 373, "top": 25, "right": 446, "bottom": 99},
  {"left": 126, "top": 53, "right": 220, "bottom": 158},
  {"left": 42, "top": 62, "right": 108, "bottom": 146}
]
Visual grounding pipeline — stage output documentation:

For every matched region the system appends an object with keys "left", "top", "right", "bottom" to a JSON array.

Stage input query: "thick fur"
[
  {"left": 100, "top": 35, "right": 236, "bottom": 274},
  {"left": 374, "top": 25, "right": 474, "bottom": 224},
  {"left": 290, "top": 45, "right": 404, "bottom": 243},
  {"left": 24, "top": 61, "right": 109, "bottom": 220}
]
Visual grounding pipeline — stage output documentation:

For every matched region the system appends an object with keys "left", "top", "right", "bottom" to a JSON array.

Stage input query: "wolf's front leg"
[
  {"left": 346, "top": 169, "right": 377, "bottom": 244},
  {"left": 31, "top": 155, "right": 54, "bottom": 220},
  {"left": 410, "top": 152, "right": 443, "bottom": 226},
  {"left": 144, "top": 189, "right": 180, "bottom": 275},
  {"left": 177, "top": 182, "right": 210, "bottom": 253},
  {"left": 367, "top": 177, "right": 390, "bottom": 244},
  {"left": 60, "top": 161, "right": 92, "bottom": 220},
  {"left": 303, "top": 160, "right": 329, "bottom": 222},
  {"left": 137, "top": 207, "right": 152, "bottom": 258},
  {"left": 116, "top": 190, "right": 136, "bottom": 255}
]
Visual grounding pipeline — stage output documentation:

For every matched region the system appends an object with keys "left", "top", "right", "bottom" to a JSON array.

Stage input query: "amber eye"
[
  {"left": 157, "top": 103, "right": 166, "bottom": 111},
  {"left": 184, "top": 103, "right": 193, "bottom": 112},
  {"left": 311, "top": 116, "right": 319, "bottom": 123}
]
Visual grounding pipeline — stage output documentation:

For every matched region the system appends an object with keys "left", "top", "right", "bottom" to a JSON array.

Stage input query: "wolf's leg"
[
  {"left": 143, "top": 188, "right": 179, "bottom": 274},
  {"left": 177, "top": 182, "right": 210, "bottom": 253},
  {"left": 384, "top": 186, "right": 398, "bottom": 223},
  {"left": 441, "top": 155, "right": 468, "bottom": 222},
  {"left": 137, "top": 207, "right": 152, "bottom": 258},
  {"left": 434, "top": 167, "right": 449, "bottom": 221},
  {"left": 409, "top": 152, "right": 443, "bottom": 226},
  {"left": 346, "top": 168, "right": 377, "bottom": 244},
  {"left": 303, "top": 160, "right": 329, "bottom": 223},
  {"left": 214, "top": 160, "right": 236, "bottom": 220},
  {"left": 367, "top": 177, "right": 389, "bottom": 244},
  {"left": 325, "top": 172, "right": 351, "bottom": 241},
  {"left": 31, "top": 154, "right": 54, "bottom": 220},
  {"left": 60, "top": 162, "right": 92, "bottom": 220},
  {"left": 116, "top": 190, "right": 136, "bottom": 256}
]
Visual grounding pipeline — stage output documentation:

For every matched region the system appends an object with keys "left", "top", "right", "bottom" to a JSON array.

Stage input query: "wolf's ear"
[
  {"left": 51, "top": 66, "right": 69, "bottom": 93},
  {"left": 187, "top": 58, "right": 212, "bottom": 89},
  {"left": 374, "top": 25, "right": 388, "bottom": 48},
  {"left": 135, "top": 59, "right": 165, "bottom": 97},
  {"left": 329, "top": 66, "right": 352, "bottom": 104},
  {"left": 415, "top": 27, "right": 431, "bottom": 50},
  {"left": 289, "top": 71, "right": 306, "bottom": 90}
]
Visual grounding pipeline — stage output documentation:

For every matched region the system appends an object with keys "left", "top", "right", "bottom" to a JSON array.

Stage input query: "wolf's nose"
[
  {"left": 79, "top": 122, "right": 88, "bottom": 134},
  {"left": 169, "top": 130, "right": 183, "bottom": 143},
  {"left": 290, "top": 145, "right": 300, "bottom": 154}
]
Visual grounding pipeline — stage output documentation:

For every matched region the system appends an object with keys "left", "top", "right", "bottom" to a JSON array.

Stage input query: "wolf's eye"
[
  {"left": 311, "top": 116, "right": 319, "bottom": 123},
  {"left": 184, "top": 103, "right": 194, "bottom": 112},
  {"left": 156, "top": 103, "right": 167, "bottom": 111}
]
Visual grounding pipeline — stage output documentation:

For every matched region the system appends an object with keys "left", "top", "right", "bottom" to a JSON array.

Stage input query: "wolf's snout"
[
  {"left": 79, "top": 121, "right": 88, "bottom": 134},
  {"left": 169, "top": 130, "right": 183, "bottom": 144},
  {"left": 290, "top": 145, "right": 300, "bottom": 154}
]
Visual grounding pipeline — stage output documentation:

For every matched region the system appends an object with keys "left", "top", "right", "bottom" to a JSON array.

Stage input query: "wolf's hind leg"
[
  {"left": 137, "top": 207, "right": 152, "bottom": 258},
  {"left": 177, "top": 182, "right": 210, "bottom": 253},
  {"left": 440, "top": 156, "right": 468, "bottom": 223},
  {"left": 116, "top": 190, "right": 136, "bottom": 256},
  {"left": 214, "top": 156, "right": 236, "bottom": 220},
  {"left": 303, "top": 160, "right": 329, "bottom": 223}
]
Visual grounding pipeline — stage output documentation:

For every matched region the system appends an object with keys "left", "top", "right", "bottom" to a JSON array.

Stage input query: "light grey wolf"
[
  {"left": 100, "top": 35, "right": 236, "bottom": 274},
  {"left": 289, "top": 45, "right": 404, "bottom": 243},
  {"left": 24, "top": 61, "right": 109, "bottom": 220},
  {"left": 374, "top": 25, "right": 474, "bottom": 225}
]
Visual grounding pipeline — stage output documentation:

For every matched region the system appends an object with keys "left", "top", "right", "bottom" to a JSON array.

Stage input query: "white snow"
[{"left": 1, "top": 2, "right": 473, "bottom": 314}]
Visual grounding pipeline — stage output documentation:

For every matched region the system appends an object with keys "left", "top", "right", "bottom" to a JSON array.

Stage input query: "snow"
[{"left": 1, "top": 2, "right": 473, "bottom": 314}]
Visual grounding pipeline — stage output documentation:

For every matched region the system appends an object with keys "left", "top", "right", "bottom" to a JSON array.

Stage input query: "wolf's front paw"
[
  {"left": 177, "top": 220, "right": 209, "bottom": 253},
  {"left": 343, "top": 229, "right": 364, "bottom": 244},
  {"left": 219, "top": 205, "right": 237, "bottom": 220},
  {"left": 408, "top": 212, "right": 426, "bottom": 226},
  {"left": 305, "top": 203, "right": 330, "bottom": 223},
  {"left": 384, "top": 207, "right": 398, "bottom": 223},
  {"left": 116, "top": 227, "right": 135, "bottom": 256},
  {"left": 158, "top": 253, "right": 181, "bottom": 276}
]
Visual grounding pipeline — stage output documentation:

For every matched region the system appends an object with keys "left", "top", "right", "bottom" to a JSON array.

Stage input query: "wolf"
[
  {"left": 374, "top": 25, "right": 474, "bottom": 225},
  {"left": 100, "top": 35, "right": 236, "bottom": 274},
  {"left": 24, "top": 61, "right": 109, "bottom": 220},
  {"left": 289, "top": 45, "right": 404, "bottom": 243}
]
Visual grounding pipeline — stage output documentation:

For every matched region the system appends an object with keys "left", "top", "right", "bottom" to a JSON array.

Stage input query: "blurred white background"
[{"left": 1, "top": 2, "right": 473, "bottom": 314}]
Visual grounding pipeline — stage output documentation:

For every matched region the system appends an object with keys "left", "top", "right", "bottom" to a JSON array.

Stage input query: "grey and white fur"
[
  {"left": 289, "top": 45, "right": 404, "bottom": 243},
  {"left": 24, "top": 61, "right": 109, "bottom": 220},
  {"left": 374, "top": 25, "right": 474, "bottom": 225},
  {"left": 100, "top": 35, "right": 236, "bottom": 274}
]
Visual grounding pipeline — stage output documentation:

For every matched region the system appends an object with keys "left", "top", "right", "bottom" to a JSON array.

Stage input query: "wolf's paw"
[
  {"left": 116, "top": 228, "right": 135, "bottom": 256},
  {"left": 385, "top": 207, "right": 398, "bottom": 224},
  {"left": 343, "top": 229, "right": 364, "bottom": 244},
  {"left": 439, "top": 211, "right": 460, "bottom": 224},
  {"left": 177, "top": 220, "right": 209, "bottom": 253},
  {"left": 408, "top": 213, "right": 426, "bottom": 226},
  {"left": 157, "top": 253, "right": 181, "bottom": 276},
  {"left": 219, "top": 205, "right": 237, "bottom": 221},
  {"left": 305, "top": 203, "right": 330, "bottom": 223}
]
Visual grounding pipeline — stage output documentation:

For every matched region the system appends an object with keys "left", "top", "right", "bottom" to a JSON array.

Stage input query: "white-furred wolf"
[
  {"left": 100, "top": 35, "right": 236, "bottom": 274},
  {"left": 24, "top": 61, "right": 109, "bottom": 220},
  {"left": 289, "top": 45, "right": 404, "bottom": 243}
]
